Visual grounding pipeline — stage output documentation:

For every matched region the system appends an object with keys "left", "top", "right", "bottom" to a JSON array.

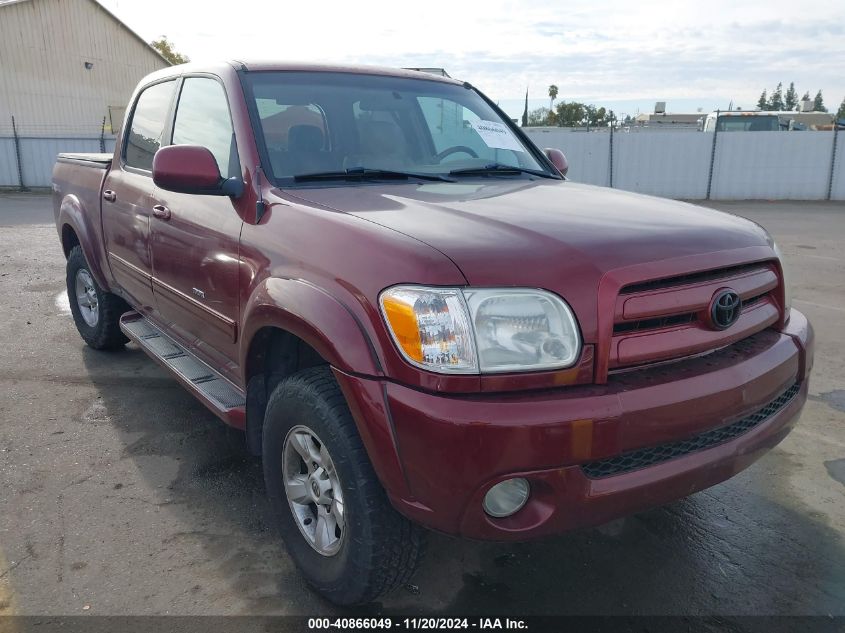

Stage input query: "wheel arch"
[
  {"left": 61, "top": 223, "right": 80, "bottom": 257},
  {"left": 240, "top": 277, "right": 382, "bottom": 379},
  {"left": 240, "top": 277, "right": 384, "bottom": 457},
  {"left": 57, "top": 194, "right": 112, "bottom": 291}
]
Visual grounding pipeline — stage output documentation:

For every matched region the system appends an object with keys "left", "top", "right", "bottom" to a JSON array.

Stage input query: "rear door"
[
  {"left": 149, "top": 76, "right": 244, "bottom": 370},
  {"left": 102, "top": 79, "right": 177, "bottom": 310}
]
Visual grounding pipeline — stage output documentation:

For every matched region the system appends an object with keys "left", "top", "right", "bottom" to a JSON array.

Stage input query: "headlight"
[
  {"left": 771, "top": 241, "right": 792, "bottom": 313},
  {"left": 379, "top": 286, "right": 478, "bottom": 373},
  {"left": 379, "top": 286, "right": 582, "bottom": 374},
  {"left": 463, "top": 288, "right": 581, "bottom": 372}
]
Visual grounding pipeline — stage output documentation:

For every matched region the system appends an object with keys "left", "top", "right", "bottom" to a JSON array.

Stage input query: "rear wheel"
[
  {"left": 66, "top": 245, "right": 129, "bottom": 350},
  {"left": 262, "top": 366, "right": 424, "bottom": 605}
]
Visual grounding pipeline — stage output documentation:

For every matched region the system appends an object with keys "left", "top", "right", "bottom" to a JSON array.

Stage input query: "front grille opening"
[
  {"left": 614, "top": 312, "right": 697, "bottom": 334},
  {"left": 743, "top": 293, "right": 764, "bottom": 308},
  {"left": 581, "top": 382, "right": 800, "bottom": 479},
  {"left": 619, "top": 263, "right": 771, "bottom": 295}
]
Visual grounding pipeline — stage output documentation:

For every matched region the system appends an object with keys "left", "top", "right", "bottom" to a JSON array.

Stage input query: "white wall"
[
  {"left": 525, "top": 130, "right": 610, "bottom": 186},
  {"left": 0, "top": 0, "right": 169, "bottom": 136},
  {"left": 525, "top": 128, "right": 843, "bottom": 201},
  {"left": 710, "top": 131, "right": 834, "bottom": 199},
  {"left": 613, "top": 133, "right": 712, "bottom": 199},
  {"left": 2, "top": 126, "right": 842, "bottom": 197}
]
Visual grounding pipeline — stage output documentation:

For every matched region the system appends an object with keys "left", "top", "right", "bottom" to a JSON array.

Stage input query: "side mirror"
[
  {"left": 544, "top": 148, "right": 569, "bottom": 177},
  {"left": 152, "top": 145, "right": 243, "bottom": 197}
]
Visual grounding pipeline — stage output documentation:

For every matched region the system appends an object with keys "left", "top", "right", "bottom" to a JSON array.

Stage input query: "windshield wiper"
[
  {"left": 294, "top": 167, "right": 455, "bottom": 183},
  {"left": 449, "top": 163, "right": 555, "bottom": 179}
]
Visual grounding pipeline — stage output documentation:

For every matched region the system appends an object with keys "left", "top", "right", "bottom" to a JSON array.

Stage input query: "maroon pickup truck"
[{"left": 53, "top": 61, "right": 813, "bottom": 605}]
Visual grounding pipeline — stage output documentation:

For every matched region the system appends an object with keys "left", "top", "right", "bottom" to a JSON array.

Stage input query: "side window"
[
  {"left": 172, "top": 78, "right": 240, "bottom": 178},
  {"left": 124, "top": 81, "right": 176, "bottom": 171}
]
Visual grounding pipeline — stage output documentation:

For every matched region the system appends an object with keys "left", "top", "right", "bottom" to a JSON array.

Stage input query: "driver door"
[{"left": 149, "top": 76, "right": 243, "bottom": 372}]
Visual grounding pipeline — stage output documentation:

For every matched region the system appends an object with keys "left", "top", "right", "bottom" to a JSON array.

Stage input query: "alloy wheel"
[{"left": 282, "top": 425, "right": 346, "bottom": 556}]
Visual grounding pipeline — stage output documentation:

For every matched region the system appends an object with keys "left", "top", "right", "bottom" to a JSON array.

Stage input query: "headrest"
[{"left": 288, "top": 125, "right": 324, "bottom": 152}]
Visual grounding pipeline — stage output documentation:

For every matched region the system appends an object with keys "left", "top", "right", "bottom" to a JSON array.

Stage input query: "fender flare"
[
  {"left": 240, "top": 278, "right": 412, "bottom": 497},
  {"left": 239, "top": 277, "right": 383, "bottom": 377},
  {"left": 57, "top": 194, "right": 112, "bottom": 291}
]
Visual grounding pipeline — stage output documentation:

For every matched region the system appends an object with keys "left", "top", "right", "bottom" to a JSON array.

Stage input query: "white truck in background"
[{"left": 701, "top": 110, "right": 835, "bottom": 132}]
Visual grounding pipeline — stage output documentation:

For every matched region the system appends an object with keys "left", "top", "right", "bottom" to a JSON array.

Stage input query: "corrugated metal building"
[{"left": 0, "top": 0, "right": 170, "bottom": 137}]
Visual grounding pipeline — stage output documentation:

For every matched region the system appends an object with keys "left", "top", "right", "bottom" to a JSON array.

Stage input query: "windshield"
[
  {"left": 716, "top": 115, "right": 780, "bottom": 132},
  {"left": 242, "top": 71, "right": 551, "bottom": 184}
]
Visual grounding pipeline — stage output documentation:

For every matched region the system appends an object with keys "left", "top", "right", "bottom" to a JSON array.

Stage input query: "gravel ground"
[{"left": 0, "top": 195, "right": 843, "bottom": 619}]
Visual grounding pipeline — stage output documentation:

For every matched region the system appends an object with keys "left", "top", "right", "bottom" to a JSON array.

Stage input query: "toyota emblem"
[{"left": 709, "top": 289, "right": 742, "bottom": 330}]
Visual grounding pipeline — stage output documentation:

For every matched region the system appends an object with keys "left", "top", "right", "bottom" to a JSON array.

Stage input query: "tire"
[
  {"left": 66, "top": 245, "right": 129, "bottom": 350},
  {"left": 262, "top": 366, "right": 424, "bottom": 605}
]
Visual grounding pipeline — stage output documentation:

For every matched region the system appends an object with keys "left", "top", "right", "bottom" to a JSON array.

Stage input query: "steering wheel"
[{"left": 435, "top": 145, "right": 479, "bottom": 162}]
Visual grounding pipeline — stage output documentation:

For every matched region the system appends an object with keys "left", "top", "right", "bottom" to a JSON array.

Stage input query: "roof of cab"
[{"left": 139, "top": 60, "right": 463, "bottom": 86}]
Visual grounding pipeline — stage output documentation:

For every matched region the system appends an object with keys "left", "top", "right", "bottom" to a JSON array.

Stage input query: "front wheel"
[
  {"left": 66, "top": 245, "right": 129, "bottom": 350},
  {"left": 262, "top": 366, "right": 424, "bottom": 605}
]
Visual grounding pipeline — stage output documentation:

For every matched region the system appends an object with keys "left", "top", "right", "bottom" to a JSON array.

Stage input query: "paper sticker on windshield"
[{"left": 471, "top": 120, "right": 524, "bottom": 152}]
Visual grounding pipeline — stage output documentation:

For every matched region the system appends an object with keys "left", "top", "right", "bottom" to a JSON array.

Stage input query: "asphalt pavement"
[{"left": 0, "top": 194, "right": 843, "bottom": 620}]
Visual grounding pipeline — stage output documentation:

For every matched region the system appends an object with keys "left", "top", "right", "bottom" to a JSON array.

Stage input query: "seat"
[
  {"left": 347, "top": 120, "right": 408, "bottom": 169},
  {"left": 287, "top": 124, "right": 329, "bottom": 174}
]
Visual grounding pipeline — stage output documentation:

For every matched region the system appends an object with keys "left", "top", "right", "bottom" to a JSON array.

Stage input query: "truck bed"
[
  {"left": 52, "top": 153, "right": 111, "bottom": 250},
  {"left": 56, "top": 153, "right": 112, "bottom": 168}
]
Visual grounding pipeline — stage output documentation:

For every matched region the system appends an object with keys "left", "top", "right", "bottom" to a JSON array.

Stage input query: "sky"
[{"left": 100, "top": 0, "right": 845, "bottom": 120}]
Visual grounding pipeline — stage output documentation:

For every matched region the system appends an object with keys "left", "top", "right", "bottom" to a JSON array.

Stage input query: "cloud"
[{"left": 102, "top": 0, "right": 845, "bottom": 109}]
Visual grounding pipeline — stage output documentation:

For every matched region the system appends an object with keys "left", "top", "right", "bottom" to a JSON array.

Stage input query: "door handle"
[
  {"left": 152, "top": 205, "right": 171, "bottom": 220},
  {"left": 103, "top": 189, "right": 116, "bottom": 202}
]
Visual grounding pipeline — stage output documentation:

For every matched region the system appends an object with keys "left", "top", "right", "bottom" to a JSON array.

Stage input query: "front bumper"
[{"left": 334, "top": 309, "right": 813, "bottom": 540}]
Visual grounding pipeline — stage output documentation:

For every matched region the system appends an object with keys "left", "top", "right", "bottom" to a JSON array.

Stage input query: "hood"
[{"left": 287, "top": 179, "right": 771, "bottom": 338}]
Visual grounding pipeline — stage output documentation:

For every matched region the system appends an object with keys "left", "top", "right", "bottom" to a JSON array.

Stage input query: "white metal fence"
[
  {"left": 0, "top": 116, "right": 118, "bottom": 190},
  {"left": 525, "top": 128, "right": 843, "bottom": 200},
  {"left": 0, "top": 136, "right": 117, "bottom": 189},
  {"left": 1, "top": 127, "right": 843, "bottom": 200}
]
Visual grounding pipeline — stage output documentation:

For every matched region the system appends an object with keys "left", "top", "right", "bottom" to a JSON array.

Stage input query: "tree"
[
  {"left": 813, "top": 90, "right": 827, "bottom": 112},
  {"left": 553, "top": 101, "right": 611, "bottom": 127},
  {"left": 757, "top": 90, "right": 768, "bottom": 110},
  {"left": 548, "top": 85, "right": 559, "bottom": 111},
  {"left": 838, "top": 96, "right": 845, "bottom": 121},
  {"left": 555, "top": 101, "right": 586, "bottom": 126},
  {"left": 526, "top": 107, "right": 553, "bottom": 126},
  {"left": 150, "top": 35, "right": 190, "bottom": 65},
  {"left": 784, "top": 82, "right": 798, "bottom": 110},
  {"left": 549, "top": 84, "right": 558, "bottom": 111},
  {"left": 587, "top": 105, "right": 608, "bottom": 127},
  {"left": 521, "top": 89, "right": 529, "bottom": 127},
  {"left": 768, "top": 83, "right": 784, "bottom": 111}
]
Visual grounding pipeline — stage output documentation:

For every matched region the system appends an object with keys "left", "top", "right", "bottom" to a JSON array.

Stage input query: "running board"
[{"left": 119, "top": 312, "right": 246, "bottom": 428}]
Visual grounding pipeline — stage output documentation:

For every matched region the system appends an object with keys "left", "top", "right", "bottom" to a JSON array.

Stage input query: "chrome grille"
[{"left": 608, "top": 262, "right": 781, "bottom": 370}]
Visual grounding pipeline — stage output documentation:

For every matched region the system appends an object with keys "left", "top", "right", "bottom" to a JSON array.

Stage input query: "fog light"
[{"left": 482, "top": 478, "right": 530, "bottom": 518}]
